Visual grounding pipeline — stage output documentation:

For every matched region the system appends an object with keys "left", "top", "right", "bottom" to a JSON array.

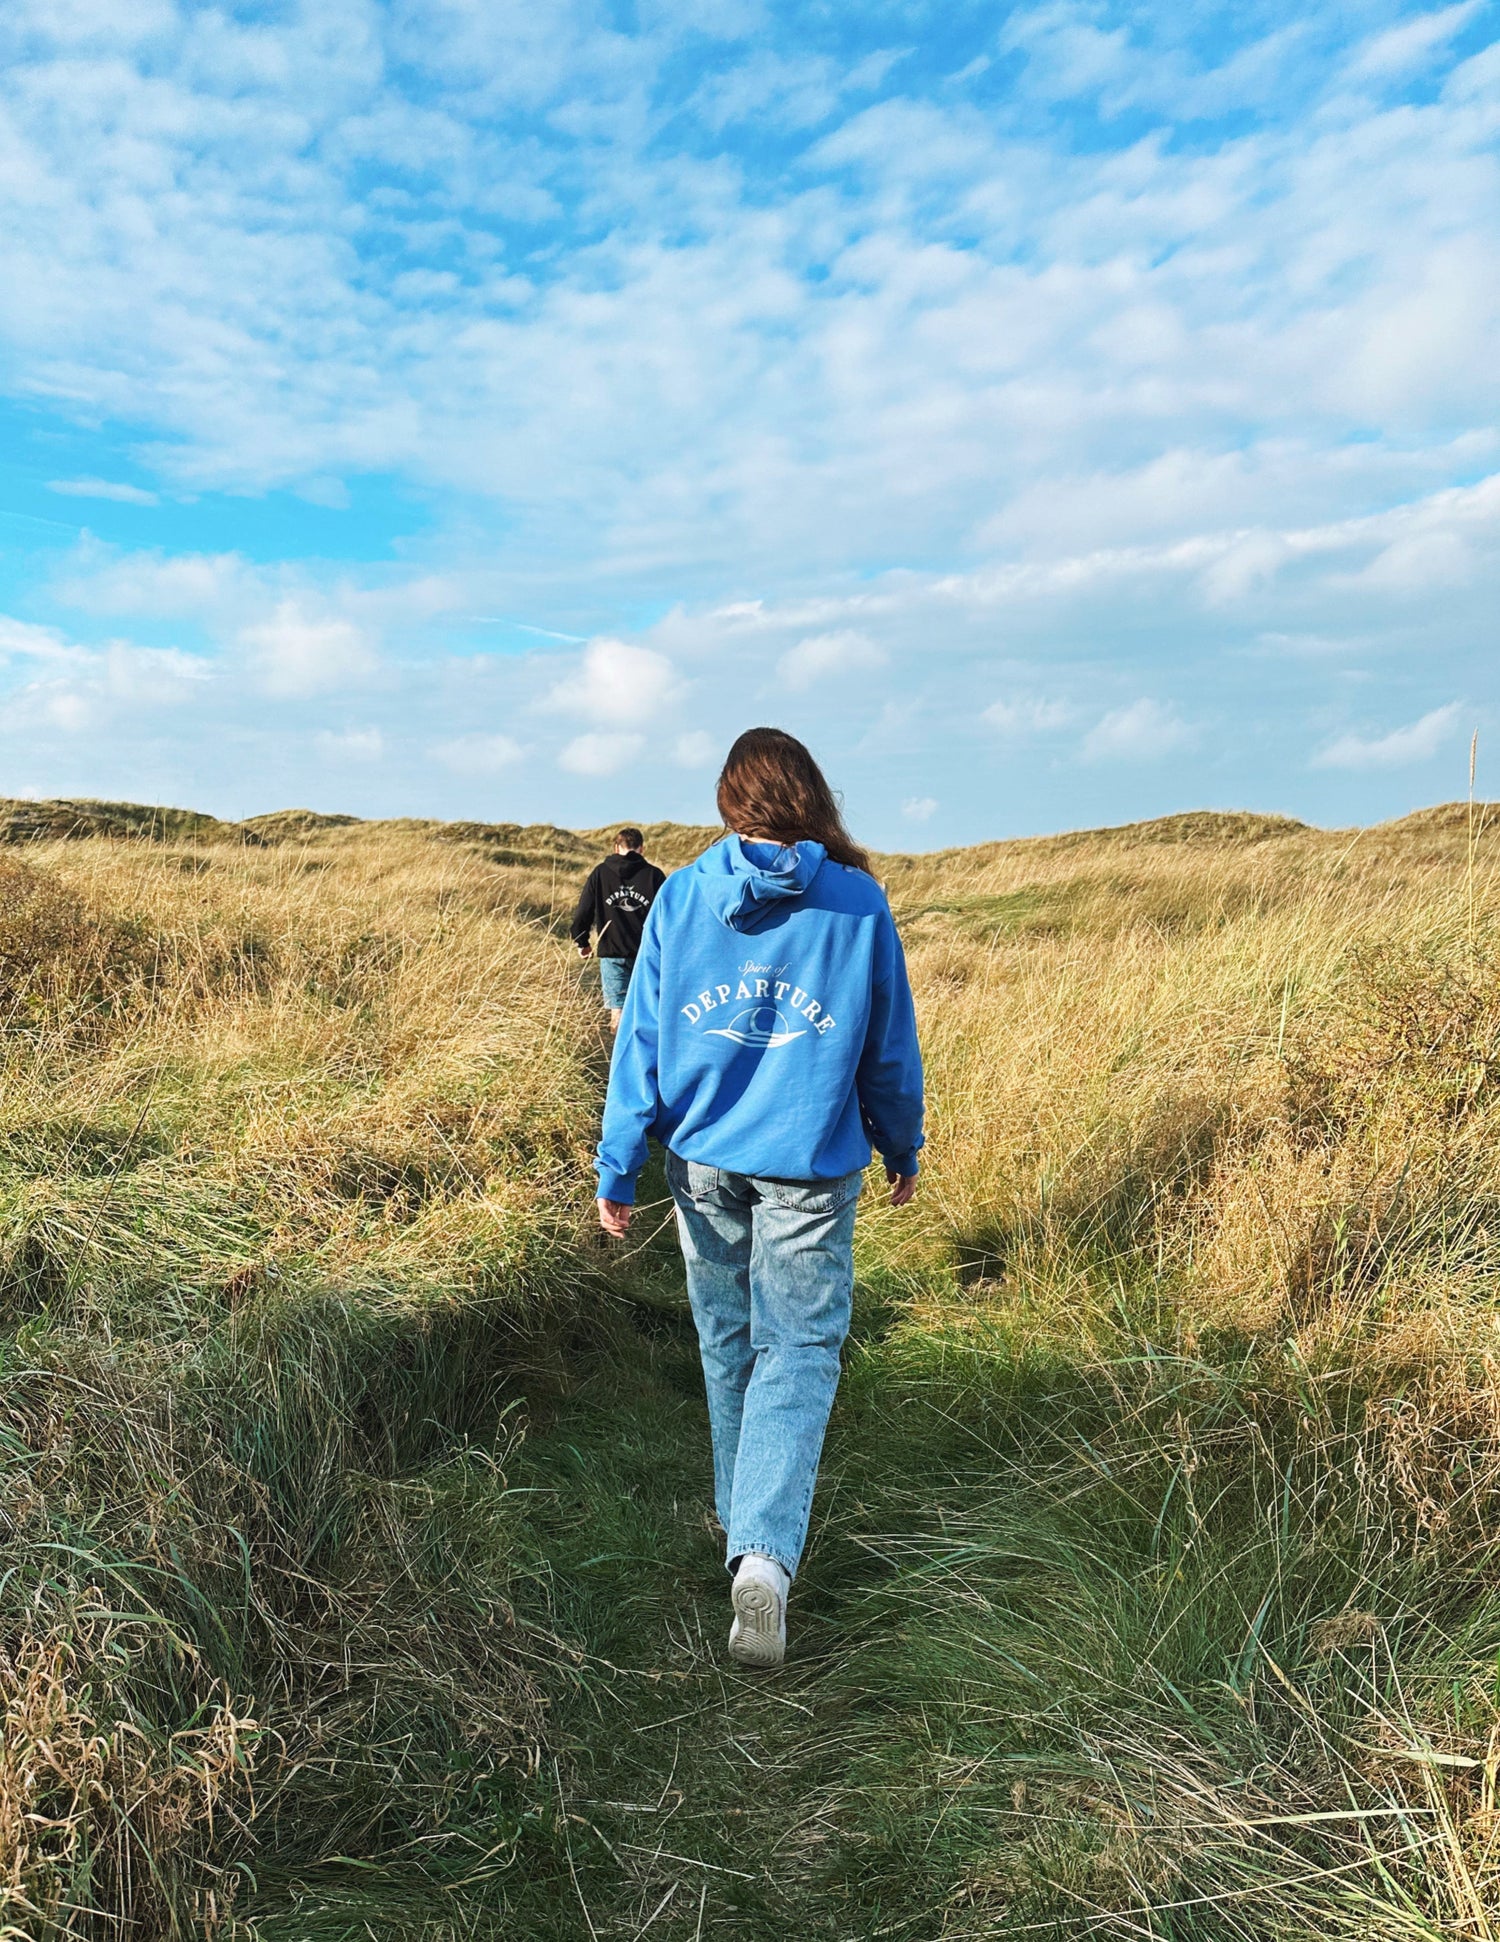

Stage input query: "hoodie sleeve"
[
  {"left": 570, "top": 865, "right": 600, "bottom": 950},
  {"left": 856, "top": 908, "right": 926, "bottom": 1176},
  {"left": 595, "top": 900, "right": 663, "bottom": 1203}
]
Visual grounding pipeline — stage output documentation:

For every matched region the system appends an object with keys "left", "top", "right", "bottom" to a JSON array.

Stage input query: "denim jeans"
[
  {"left": 665, "top": 1151, "right": 862, "bottom": 1578},
  {"left": 599, "top": 955, "right": 633, "bottom": 1009}
]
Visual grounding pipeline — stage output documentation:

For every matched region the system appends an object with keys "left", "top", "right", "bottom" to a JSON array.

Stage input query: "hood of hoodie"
[
  {"left": 611, "top": 848, "right": 652, "bottom": 879},
  {"left": 697, "top": 835, "right": 827, "bottom": 933}
]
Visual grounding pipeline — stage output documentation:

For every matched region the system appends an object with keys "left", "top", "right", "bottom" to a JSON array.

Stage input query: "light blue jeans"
[
  {"left": 599, "top": 955, "right": 633, "bottom": 1009},
  {"left": 665, "top": 1151, "right": 863, "bottom": 1579}
]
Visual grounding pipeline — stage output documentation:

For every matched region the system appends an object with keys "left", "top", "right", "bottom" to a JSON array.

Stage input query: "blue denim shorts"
[{"left": 599, "top": 955, "right": 633, "bottom": 1009}]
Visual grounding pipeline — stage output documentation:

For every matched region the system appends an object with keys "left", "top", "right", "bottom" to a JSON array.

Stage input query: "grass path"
[
  {"left": 480, "top": 1262, "right": 1155, "bottom": 1942},
  {"left": 246, "top": 1219, "right": 1479, "bottom": 1939},
  {"left": 507, "top": 1286, "right": 920, "bottom": 1940},
  {"left": 501, "top": 1288, "right": 1482, "bottom": 1942},
  {"left": 236, "top": 1256, "right": 1476, "bottom": 1942},
  {"left": 253, "top": 1274, "right": 971, "bottom": 1941}
]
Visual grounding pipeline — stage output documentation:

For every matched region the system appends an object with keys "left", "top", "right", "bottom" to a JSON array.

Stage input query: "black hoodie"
[{"left": 571, "top": 850, "right": 666, "bottom": 960}]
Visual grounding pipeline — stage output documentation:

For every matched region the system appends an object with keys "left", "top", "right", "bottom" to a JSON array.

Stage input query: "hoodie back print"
[
  {"left": 571, "top": 848, "right": 666, "bottom": 960},
  {"left": 596, "top": 837, "right": 924, "bottom": 1203}
]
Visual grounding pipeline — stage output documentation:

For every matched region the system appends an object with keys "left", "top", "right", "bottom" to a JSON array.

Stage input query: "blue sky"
[{"left": 0, "top": 0, "right": 1496, "bottom": 846}]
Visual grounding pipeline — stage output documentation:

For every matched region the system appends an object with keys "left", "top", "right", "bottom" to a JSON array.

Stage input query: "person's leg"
[
  {"left": 665, "top": 1154, "right": 755, "bottom": 1536},
  {"left": 723, "top": 1171, "right": 862, "bottom": 1581},
  {"left": 599, "top": 955, "right": 632, "bottom": 1030}
]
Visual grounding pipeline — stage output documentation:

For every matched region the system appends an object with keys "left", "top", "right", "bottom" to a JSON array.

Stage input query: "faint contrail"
[{"left": 463, "top": 617, "right": 588, "bottom": 641}]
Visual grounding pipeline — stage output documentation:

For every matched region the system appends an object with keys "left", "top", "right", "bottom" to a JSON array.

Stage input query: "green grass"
[
  {"left": 511, "top": 1299, "right": 1494, "bottom": 1940},
  {"left": 234, "top": 1250, "right": 1496, "bottom": 1939},
  {"left": 7, "top": 807, "right": 1500, "bottom": 1938}
]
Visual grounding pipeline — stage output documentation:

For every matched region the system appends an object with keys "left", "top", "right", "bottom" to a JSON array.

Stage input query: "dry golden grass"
[
  {"left": 884, "top": 812, "right": 1500, "bottom": 1316},
  {"left": 0, "top": 819, "right": 619, "bottom": 1937},
  {"left": 830, "top": 809, "right": 1500, "bottom": 1938},
  {"left": 3, "top": 799, "right": 1500, "bottom": 1936}
]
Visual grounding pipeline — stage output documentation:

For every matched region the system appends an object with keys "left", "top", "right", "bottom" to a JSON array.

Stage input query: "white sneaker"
[{"left": 728, "top": 1554, "right": 789, "bottom": 1669}]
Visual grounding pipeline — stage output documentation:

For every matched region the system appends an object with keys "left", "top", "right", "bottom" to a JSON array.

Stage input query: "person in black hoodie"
[{"left": 571, "top": 828, "right": 666, "bottom": 1028}]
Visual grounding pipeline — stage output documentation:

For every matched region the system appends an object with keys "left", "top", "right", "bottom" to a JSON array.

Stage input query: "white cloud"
[
  {"left": 1081, "top": 700, "right": 1196, "bottom": 764},
  {"left": 315, "top": 726, "right": 385, "bottom": 762},
  {"left": 0, "top": 8, "right": 1494, "bottom": 835},
  {"left": 40, "top": 690, "right": 92, "bottom": 733},
  {"left": 1343, "top": 3, "right": 1482, "bottom": 84},
  {"left": 430, "top": 732, "right": 524, "bottom": 774},
  {"left": 674, "top": 730, "right": 718, "bottom": 767},
  {"left": 983, "top": 696, "right": 1077, "bottom": 735},
  {"left": 1357, "top": 529, "right": 1473, "bottom": 592},
  {"left": 776, "top": 631, "right": 887, "bottom": 691},
  {"left": 0, "top": 5, "right": 1493, "bottom": 619},
  {"left": 559, "top": 731, "right": 647, "bottom": 776},
  {"left": 902, "top": 795, "right": 938, "bottom": 822},
  {"left": 0, "top": 613, "right": 210, "bottom": 734},
  {"left": 636, "top": 472, "right": 1500, "bottom": 698},
  {"left": 1312, "top": 702, "right": 1465, "bottom": 770},
  {"left": 0, "top": 615, "right": 81, "bottom": 663},
  {"left": 103, "top": 643, "right": 210, "bottom": 703},
  {"left": 995, "top": 6, "right": 1132, "bottom": 104},
  {"left": 47, "top": 477, "right": 159, "bottom": 506},
  {"left": 0, "top": 0, "right": 1491, "bottom": 607},
  {"left": 238, "top": 601, "right": 378, "bottom": 699},
  {"left": 59, "top": 549, "right": 249, "bottom": 621},
  {"left": 0, "top": 614, "right": 209, "bottom": 699},
  {"left": 544, "top": 638, "right": 682, "bottom": 724}
]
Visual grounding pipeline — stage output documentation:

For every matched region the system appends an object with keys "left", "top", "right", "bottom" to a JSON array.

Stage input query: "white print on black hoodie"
[{"left": 571, "top": 849, "right": 666, "bottom": 960}]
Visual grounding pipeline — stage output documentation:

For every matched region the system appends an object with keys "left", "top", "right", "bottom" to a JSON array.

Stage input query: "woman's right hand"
[
  {"left": 598, "top": 1198, "right": 632, "bottom": 1237},
  {"left": 887, "top": 1171, "right": 918, "bottom": 1208}
]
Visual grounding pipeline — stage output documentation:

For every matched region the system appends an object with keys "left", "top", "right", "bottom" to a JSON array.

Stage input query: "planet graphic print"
[{"left": 705, "top": 1005, "right": 806, "bottom": 1048}]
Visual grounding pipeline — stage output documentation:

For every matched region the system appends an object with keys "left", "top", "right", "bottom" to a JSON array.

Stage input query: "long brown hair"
[{"left": 715, "top": 727, "right": 872, "bottom": 874}]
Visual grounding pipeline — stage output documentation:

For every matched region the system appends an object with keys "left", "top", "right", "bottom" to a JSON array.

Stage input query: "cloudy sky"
[{"left": 0, "top": 0, "right": 1496, "bottom": 845}]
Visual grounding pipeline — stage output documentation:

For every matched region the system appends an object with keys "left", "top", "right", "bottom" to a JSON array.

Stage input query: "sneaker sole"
[{"left": 729, "top": 1576, "right": 785, "bottom": 1668}]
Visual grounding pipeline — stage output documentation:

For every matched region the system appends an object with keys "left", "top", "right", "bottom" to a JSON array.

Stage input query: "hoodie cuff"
[
  {"left": 882, "top": 1147, "right": 921, "bottom": 1178},
  {"left": 596, "top": 1167, "right": 637, "bottom": 1205}
]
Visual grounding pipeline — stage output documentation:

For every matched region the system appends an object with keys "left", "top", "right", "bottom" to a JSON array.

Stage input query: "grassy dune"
[{"left": 3, "top": 801, "right": 1500, "bottom": 1938}]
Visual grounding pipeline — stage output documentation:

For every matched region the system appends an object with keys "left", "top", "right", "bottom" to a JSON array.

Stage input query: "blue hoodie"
[{"left": 596, "top": 836, "right": 925, "bottom": 1203}]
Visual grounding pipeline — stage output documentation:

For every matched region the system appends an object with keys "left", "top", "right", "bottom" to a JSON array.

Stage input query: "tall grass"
[
  {"left": 832, "top": 809, "right": 1500, "bottom": 1938},
  {"left": 4, "top": 803, "right": 1500, "bottom": 1936},
  {"left": 0, "top": 823, "right": 609, "bottom": 1937}
]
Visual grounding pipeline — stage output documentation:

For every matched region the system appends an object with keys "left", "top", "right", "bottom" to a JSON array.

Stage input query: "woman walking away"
[{"left": 595, "top": 728, "right": 924, "bottom": 1669}]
